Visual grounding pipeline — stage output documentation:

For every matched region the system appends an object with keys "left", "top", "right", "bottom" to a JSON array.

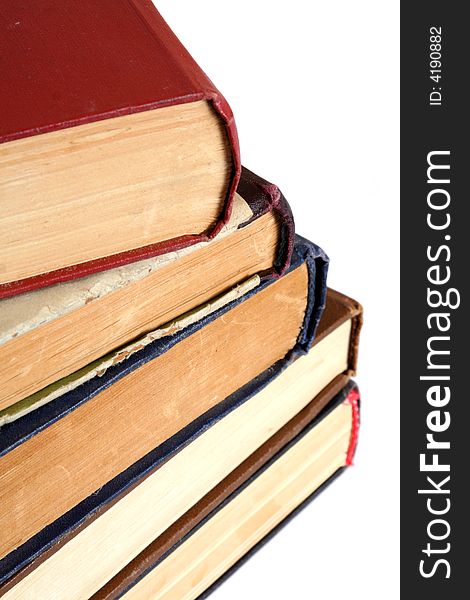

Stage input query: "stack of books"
[{"left": 0, "top": 2, "right": 363, "bottom": 598}]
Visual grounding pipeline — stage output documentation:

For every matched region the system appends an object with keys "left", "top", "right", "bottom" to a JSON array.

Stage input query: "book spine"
[
  {"left": 291, "top": 235, "right": 329, "bottom": 354},
  {"left": 128, "top": 0, "right": 241, "bottom": 238},
  {"left": 345, "top": 387, "right": 361, "bottom": 465},
  {"left": 237, "top": 167, "right": 295, "bottom": 277}
]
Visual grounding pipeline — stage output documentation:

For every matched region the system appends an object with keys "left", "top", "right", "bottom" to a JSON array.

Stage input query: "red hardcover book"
[{"left": 0, "top": 0, "right": 240, "bottom": 299}]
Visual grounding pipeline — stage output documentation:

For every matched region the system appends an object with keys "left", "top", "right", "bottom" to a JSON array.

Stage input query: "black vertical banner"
[{"left": 401, "top": 4, "right": 467, "bottom": 597}]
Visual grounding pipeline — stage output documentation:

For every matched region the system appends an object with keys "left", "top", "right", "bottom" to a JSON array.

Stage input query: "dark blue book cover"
[{"left": 0, "top": 236, "right": 328, "bottom": 586}]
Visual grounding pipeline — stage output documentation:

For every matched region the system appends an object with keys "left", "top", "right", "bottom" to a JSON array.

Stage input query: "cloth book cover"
[
  {"left": 0, "top": 0, "right": 240, "bottom": 299},
  {"left": 94, "top": 378, "right": 360, "bottom": 599},
  {"left": 0, "top": 235, "right": 329, "bottom": 585}
]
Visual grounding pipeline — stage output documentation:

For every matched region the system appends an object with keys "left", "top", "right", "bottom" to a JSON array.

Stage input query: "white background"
[{"left": 157, "top": 2, "right": 400, "bottom": 598}]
